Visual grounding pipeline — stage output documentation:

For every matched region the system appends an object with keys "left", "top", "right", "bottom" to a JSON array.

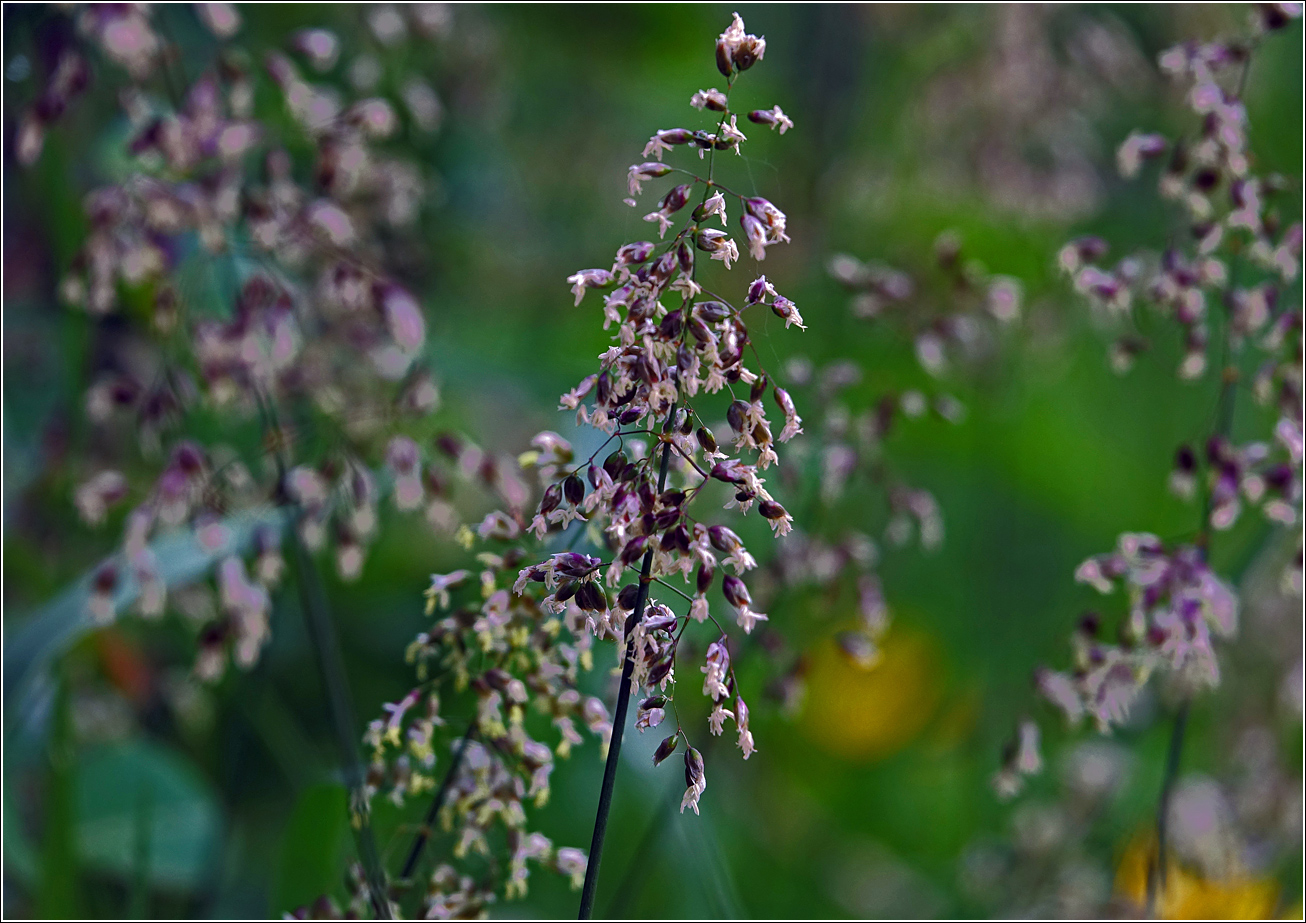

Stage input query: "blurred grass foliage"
[{"left": 2, "top": 3, "right": 1301, "bottom": 919}]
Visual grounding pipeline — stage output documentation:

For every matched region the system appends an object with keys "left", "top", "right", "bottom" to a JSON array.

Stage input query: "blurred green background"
[{"left": 3, "top": 3, "right": 1302, "bottom": 919}]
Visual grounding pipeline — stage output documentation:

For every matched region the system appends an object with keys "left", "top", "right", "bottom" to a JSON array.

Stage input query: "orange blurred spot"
[
  {"left": 94, "top": 628, "right": 154, "bottom": 705},
  {"left": 1115, "top": 833, "right": 1281, "bottom": 920},
  {"left": 800, "top": 628, "right": 942, "bottom": 761}
]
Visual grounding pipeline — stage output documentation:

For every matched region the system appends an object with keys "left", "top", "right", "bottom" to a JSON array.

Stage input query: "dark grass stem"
[
  {"left": 578, "top": 413, "right": 677, "bottom": 919},
  {"left": 399, "top": 722, "right": 478, "bottom": 883}
]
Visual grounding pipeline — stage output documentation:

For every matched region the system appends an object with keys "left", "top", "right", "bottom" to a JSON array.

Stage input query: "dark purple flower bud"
[
  {"left": 617, "top": 583, "right": 642, "bottom": 610},
  {"left": 710, "top": 461, "right": 746, "bottom": 484},
  {"left": 690, "top": 197, "right": 709, "bottom": 221},
  {"left": 1175, "top": 444, "right": 1197, "bottom": 473},
  {"left": 171, "top": 441, "right": 206, "bottom": 476},
  {"left": 697, "top": 426, "right": 718, "bottom": 454},
  {"left": 554, "top": 580, "right": 579, "bottom": 604},
  {"left": 109, "top": 377, "right": 140, "bottom": 407},
  {"left": 695, "top": 88, "right": 729, "bottom": 111},
  {"left": 654, "top": 733, "right": 679, "bottom": 765},
  {"left": 722, "top": 574, "right": 751, "bottom": 608},
  {"left": 199, "top": 621, "right": 226, "bottom": 649},
  {"left": 650, "top": 251, "right": 678, "bottom": 284},
  {"left": 540, "top": 483, "right": 562, "bottom": 516},
  {"left": 771, "top": 297, "right": 799, "bottom": 325},
  {"left": 659, "top": 310, "right": 684, "bottom": 339},
  {"left": 616, "top": 241, "right": 655, "bottom": 266},
  {"left": 632, "top": 161, "right": 673, "bottom": 178},
  {"left": 659, "top": 523, "right": 690, "bottom": 553},
  {"left": 657, "top": 128, "right": 695, "bottom": 146},
  {"left": 660, "top": 184, "right": 692, "bottom": 213},
  {"left": 676, "top": 345, "right": 695, "bottom": 375},
  {"left": 733, "top": 35, "right": 763, "bottom": 71},
  {"left": 555, "top": 552, "right": 601, "bottom": 577},
  {"left": 750, "top": 375, "right": 769, "bottom": 402},
  {"left": 1194, "top": 168, "right": 1219, "bottom": 192},
  {"left": 743, "top": 197, "right": 773, "bottom": 222},
  {"left": 726, "top": 400, "right": 749, "bottom": 433},
  {"left": 94, "top": 562, "right": 118, "bottom": 593},
  {"left": 695, "top": 229, "right": 731, "bottom": 252},
  {"left": 684, "top": 746, "right": 704, "bottom": 786},
  {"left": 620, "top": 535, "right": 648, "bottom": 565},
  {"left": 563, "top": 475, "right": 584, "bottom": 505},
  {"left": 1265, "top": 463, "right": 1293, "bottom": 493},
  {"left": 435, "top": 432, "right": 464, "bottom": 460},
  {"left": 576, "top": 581, "right": 608, "bottom": 612},
  {"left": 688, "top": 316, "right": 714, "bottom": 344},
  {"left": 567, "top": 269, "right": 615, "bottom": 303},
  {"left": 747, "top": 277, "right": 769, "bottom": 304},
  {"left": 1073, "top": 236, "right": 1109, "bottom": 263},
  {"left": 677, "top": 241, "right": 695, "bottom": 274},
  {"left": 641, "top": 695, "right": 667, "bottom": 710},
  {"left": 647, "top": 655, "right": 675, "bottom": 686},
  {"left": 697, "top": 562, "right": 715, "bottom": 594},
  {"left": 695, "top": 300, "right": 731, "bottom": 322},
  {"left": 129, "top": 118, "right": 164, "bottom": 154},
  {"left": 759, "top": 499, "right": 788, "bottom": 522},
  {"left": 650, "top": 506, "right": 680, "bottom": 532},
  {"left": 644, "top": 611, "right": 678, "bottom": 633},
  {"left": 603, "top": 451, "right": 628, "bottom": 480},
  {"left": 1259, "top": 3, "right": 1297, "bottom": 29},
  {"left": 716, "top": 39, "right": 733, "bottom": 77}
]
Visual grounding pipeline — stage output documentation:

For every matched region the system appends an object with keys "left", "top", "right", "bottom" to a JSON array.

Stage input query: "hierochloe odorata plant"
[
  {"left": 995, "top": 4, "right": 1302, "bottom": 914},
  {"left": 363, "top": 12, "right": 805, "bottom": 919},
  {"left": 46, "top": 1, "right": 456, "bottom": 675},
  {"left": 20, "top": 4, "right": 464, "bottom": 917}
]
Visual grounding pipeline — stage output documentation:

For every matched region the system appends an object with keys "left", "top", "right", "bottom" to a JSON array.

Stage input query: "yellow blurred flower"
[
  {"left": 1115, "top": 834, "right": 1281, "bottom": 920},
  {"left": 800, "top": 627, "right": 942, "bottom": 760}
]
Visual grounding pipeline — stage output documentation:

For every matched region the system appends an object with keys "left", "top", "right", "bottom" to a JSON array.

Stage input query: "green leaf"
[
  {"left": 3, "top": 507, "right": 290, "bottom": 731},
  {"left": 74, "top": 739, "right": 220, "bottom": 891},
  {"left": 36, "top": 674, "right": 78, "bottom": 918},
  {"left": 274, "top": 784, "right": 351, "bottom": 916}
]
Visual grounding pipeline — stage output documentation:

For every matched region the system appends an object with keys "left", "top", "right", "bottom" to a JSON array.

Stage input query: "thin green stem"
[
  {"left": 1148, "top": 178, "right": 1247, "bottom": 913},
  {"left": 1146, "top": 700, "right": 1190, "bottom": 914},
  {"left": 255, "top": 390, "right": 391, "bottom": 920},
  {"left": 288, "top": 527, "right": 392, "bottom": 919}
]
